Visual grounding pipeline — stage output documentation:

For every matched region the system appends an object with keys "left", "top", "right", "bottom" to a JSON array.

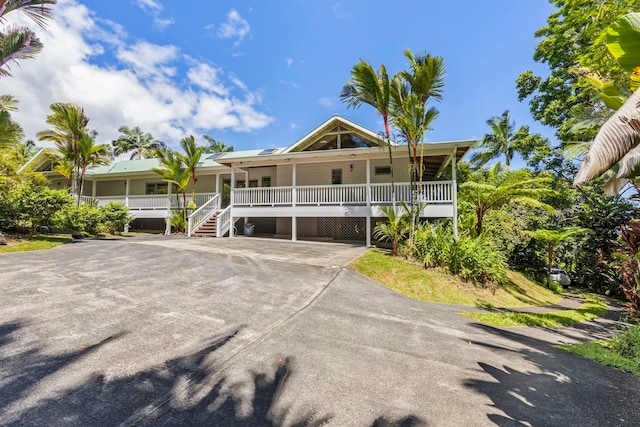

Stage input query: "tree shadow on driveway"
[
  {"left": 463, "top": 323, "right": 640, "bottom": 426},
  {"left": 0, "top": 321, "right": 426, "bottom": 426}
]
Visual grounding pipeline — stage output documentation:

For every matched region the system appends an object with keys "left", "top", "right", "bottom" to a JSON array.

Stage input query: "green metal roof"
[{"left": 85, "top": 148, "right": 286, "bottom": 176}]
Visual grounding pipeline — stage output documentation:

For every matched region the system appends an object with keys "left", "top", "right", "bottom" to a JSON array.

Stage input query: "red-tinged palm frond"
[
  {"left": 0, "top": 26, "right": 42, "bottom": 76},
  {"left": 0, "top": 1, "right": 57, "bottom": 28},
  {"left": 400, "top": 49, "right": 445, "bottom": 107}
]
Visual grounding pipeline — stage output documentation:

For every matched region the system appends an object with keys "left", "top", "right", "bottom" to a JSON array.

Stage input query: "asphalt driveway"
[{"left": 0, "top": 236, "right": 638, "bottom": 426}]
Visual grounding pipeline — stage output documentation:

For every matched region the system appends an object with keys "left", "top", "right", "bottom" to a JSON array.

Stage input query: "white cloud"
[
  {"left": 133, "top": 0, "right": 161, "bottom": 12},
  {"left": 285, "top": 57, "right": 293, "bottom": 67},
  {"left": 209, "top": 9, "right": 250, "bottom": 46},
  {"left": 187, "top": 63, "right": 228, "bottom": 96},
  {"left": 290, "top": 122, "right": 298, "bottom": 129},
  {"left": 132, "top": 0, "right": 174, "bottom": 30},
  {"left": 0, "top": 0, "right": 273, "bottom": 150},
  {"left": 333, "top": 2, "right": 351, "bottom": 18},
  {"left": 280, "top": 80, "right": 299, "bottom": 89},
  {"left": 318, "top": 97, "right": 334, "bottom": 108}
]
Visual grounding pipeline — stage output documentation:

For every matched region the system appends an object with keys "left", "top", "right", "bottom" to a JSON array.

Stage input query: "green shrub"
[
  {"left": 549, "top": 280, "right": 565, "bottom": 294},
  {"left": 170, "top": 210, "right": 186, "bottom": 233},
  {"left": 412, "top": 223, "right": 508, "bottom": 286},
  {"left": 610, "top": 325, "right": 640, "bottom": 362},
  {"left": 54, "top": 204, "right": 104, "bottom": 235},
  {"left": 101, "top": 202, "right": 132, "bottom": 234},
  {"left": 0, "top": 184, "right": 73, "bottom": 235}
]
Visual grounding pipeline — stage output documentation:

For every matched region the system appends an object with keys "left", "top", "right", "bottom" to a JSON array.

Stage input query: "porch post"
[
  {"left": 452, "top": 147, "right": 458, "bottom": 237},
  {"left": 366, "top": 158, "right": 371, "bottom": 248},
  {"left": 125, "top": 179, "right": 131, "bottom": 207},
  {"left": 91, "top": 180, "right": 97, "bottom": 197},
  {"left": 230, "top": 167, "right": 235, "bottom": 237},
  {"left": 292, "top": 163, "right": 297, "bottom": 242},
  {"left": 216, "top": 173, "right": 221, "bottom": 194},
  {"left": 124, "top": 179, "right": 131, "bottom": 233}
]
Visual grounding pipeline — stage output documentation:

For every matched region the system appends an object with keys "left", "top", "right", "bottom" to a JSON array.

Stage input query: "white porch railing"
[
  {"left": 78, "top": 193, "right": 218, "bottom": 210},
  {"left": 233, "top": 186, "right": 292, "bottom": 206},
  {"left": 233, "top": 181, "right": 452, "bottom": 206},
  {"left": 187, "top": 194, "right": 221, "bottom": 237},
  {"left": 216, "top": 205, "right": 232, "bottom": 238},
  {"left": 297, "top": 184, "right": 368, "bottom": 205},
  {"left": 371, "top": 181, "right": 452, "bottom": 204}
]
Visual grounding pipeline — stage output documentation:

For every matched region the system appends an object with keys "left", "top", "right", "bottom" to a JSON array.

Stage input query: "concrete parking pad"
[{"left": 0, "top": 236, "right": 639, "bottom": 426}]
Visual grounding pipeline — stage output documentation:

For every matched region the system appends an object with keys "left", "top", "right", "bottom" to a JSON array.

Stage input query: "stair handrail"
[
  {"left": 187, "top": 193, "right": 221, "bottom": 237},
  {"left": 216, "top": 205, "right": 232, "bottom": 238}
]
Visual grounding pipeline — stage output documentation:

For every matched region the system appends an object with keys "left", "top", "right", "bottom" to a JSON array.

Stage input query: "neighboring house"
[{"left": 24, "top": 115, "right": 473, "bottom": 246}]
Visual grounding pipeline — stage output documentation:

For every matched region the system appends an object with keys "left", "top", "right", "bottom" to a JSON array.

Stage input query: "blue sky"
[{"left": 1, "top": 0, "right": 557, "bottom": 153}]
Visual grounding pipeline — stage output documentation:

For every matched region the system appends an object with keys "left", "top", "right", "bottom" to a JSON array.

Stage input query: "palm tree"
[
  {"left": 153, "top": 148, "right": 190, "bottom": 227},
  {"left": 37, "top": 103, "right": 90, "bottom": 197},
  {"left": 471, "top": 110, "right": 520, "bottom": 170},
  {"left": 528, "top": 227, "right": 589, "bottom": 287},
  {"left": 390, "top": 50, "right": 445, "bottom": 240},
  {"left": 341, "top": 59, "right": 396, "bottom": 206},
  {"left": 373, "top": 204, "right": 409, "bottom": 256},
  {"left": 396, "top": 50, "right": 445, "bottom": 166},
  {"left": 0, "top": 0, "right": 57, "bottom": 78},
  {"left": 76, "top": 131, "right": 112, "bottom": 198},
  {"left": 202, "top": 135, "right": 233, "bottom": 153},
  {"left": 52, "top": 157, "right": 72, "bottom": 188},
  {"left": 459, "top": 165, "right": 555, "bottom": 236},
  {"left": 180, "top": 135, "right": 204, "bottom": 201},
  {"left": 112, "top": 125, "right": 165, "bottom": 160},
  {"left": 0, "top": 94, "right": 23, "bottom": 148}
]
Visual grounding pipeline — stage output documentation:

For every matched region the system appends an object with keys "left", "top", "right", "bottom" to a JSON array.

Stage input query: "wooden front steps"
[{"left": 193, "top": 212, "right": 218, "bottom": 237}]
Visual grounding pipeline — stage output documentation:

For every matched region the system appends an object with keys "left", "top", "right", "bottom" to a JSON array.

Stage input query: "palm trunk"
[
  {"left": 384, "top": 116, "right": 396, "bottom": 209},
  {"left": 182, "top": 190, "right": 187, "bottom": 231},
  {"left": 547, "top": 245, "right": 554, "bottom": 288}
]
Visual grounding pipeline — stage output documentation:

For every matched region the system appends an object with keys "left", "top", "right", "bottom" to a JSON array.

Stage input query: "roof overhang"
[{"left": 220, "top": 139, "right": 474, "bottom": 168}]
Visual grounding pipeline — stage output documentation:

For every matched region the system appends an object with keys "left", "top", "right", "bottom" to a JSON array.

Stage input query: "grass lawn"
[
  {"left": 0, "top": 234, "right": 72, "bottom": 253},
  {"left": 350, "top": 249, "right": 562, "bottom": 307},
  {"left": 460, "top": 294, "right": 607, "bottom": 327},
  {"left": 559, "top": 340, "right": 640, "bottom": 378}
]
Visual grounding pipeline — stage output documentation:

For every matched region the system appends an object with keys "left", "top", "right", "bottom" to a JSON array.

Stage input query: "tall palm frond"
[
  {"left": 112, "top": 125, "right": 165, "bottom": 160},
  {"left": 341, "top": 59, "right": 395, "bottom": 206},
  {"left": 0, "top": 26, "right": 42, "bottom": 76},
  {"left": 202, "top": 135, "right": 233, "bottom": 153},
  {"left": 180, "top": 135, "right": 203, "bottom": 197},
  {"left": 471, "top": 110, "right": 516, "bottom": 170},
  {"left": 0, "top": 1, "right": 57, "bottom": 27}
]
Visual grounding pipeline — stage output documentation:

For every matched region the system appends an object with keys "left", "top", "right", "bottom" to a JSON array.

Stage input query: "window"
[
  {"left": 261, "top": 176, "right": 272, "bottom": 187},
  {"left": 236, "top": 180, "right": 246, "bottom": 188},
  {"left": 375, "top": 165, "right": 391, "bottom": 175},
  {"left": 145, "top": 182, "right": 168, "bottom": 194},
  {"left": 249, "top": 180, "right": 258, "bottom": 188},
  {"left": 331, "top": 169, "right": 342, "bottom": 185}
]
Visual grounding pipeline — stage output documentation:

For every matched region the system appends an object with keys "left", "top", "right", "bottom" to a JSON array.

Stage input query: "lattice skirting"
[{"left": 316, "top": 217, "right": 366, "bottom": 241}]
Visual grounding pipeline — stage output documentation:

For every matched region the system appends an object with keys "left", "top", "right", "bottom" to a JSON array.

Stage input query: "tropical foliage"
[
  {"left": 341, "top": 59, "right": 396, "bottom": 206},
  {"left": 0, "top": 0, "right": 57, "bottom": 78},
  {"left": 37, "top": 103, "right": 112, "bottom": 201},
  {"left": 470, "top": 110, "right": 549, "bottom": 170},
  {"left": 52, "top": 202, "right": 132, "bottom": 235},
  {"left": 112, "top": 126, "right": 165, "bottom": 160},
  {"left": 459, "top": 166, "right": 554, "bottom": 236},
  {"left": 202, "top": 135, "right": 234, "bottom": 153}
]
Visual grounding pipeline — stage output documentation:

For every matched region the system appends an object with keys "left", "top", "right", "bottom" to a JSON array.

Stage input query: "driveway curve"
[{"left": 0, "top": 236, "right": 638, "bottom": 426}]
